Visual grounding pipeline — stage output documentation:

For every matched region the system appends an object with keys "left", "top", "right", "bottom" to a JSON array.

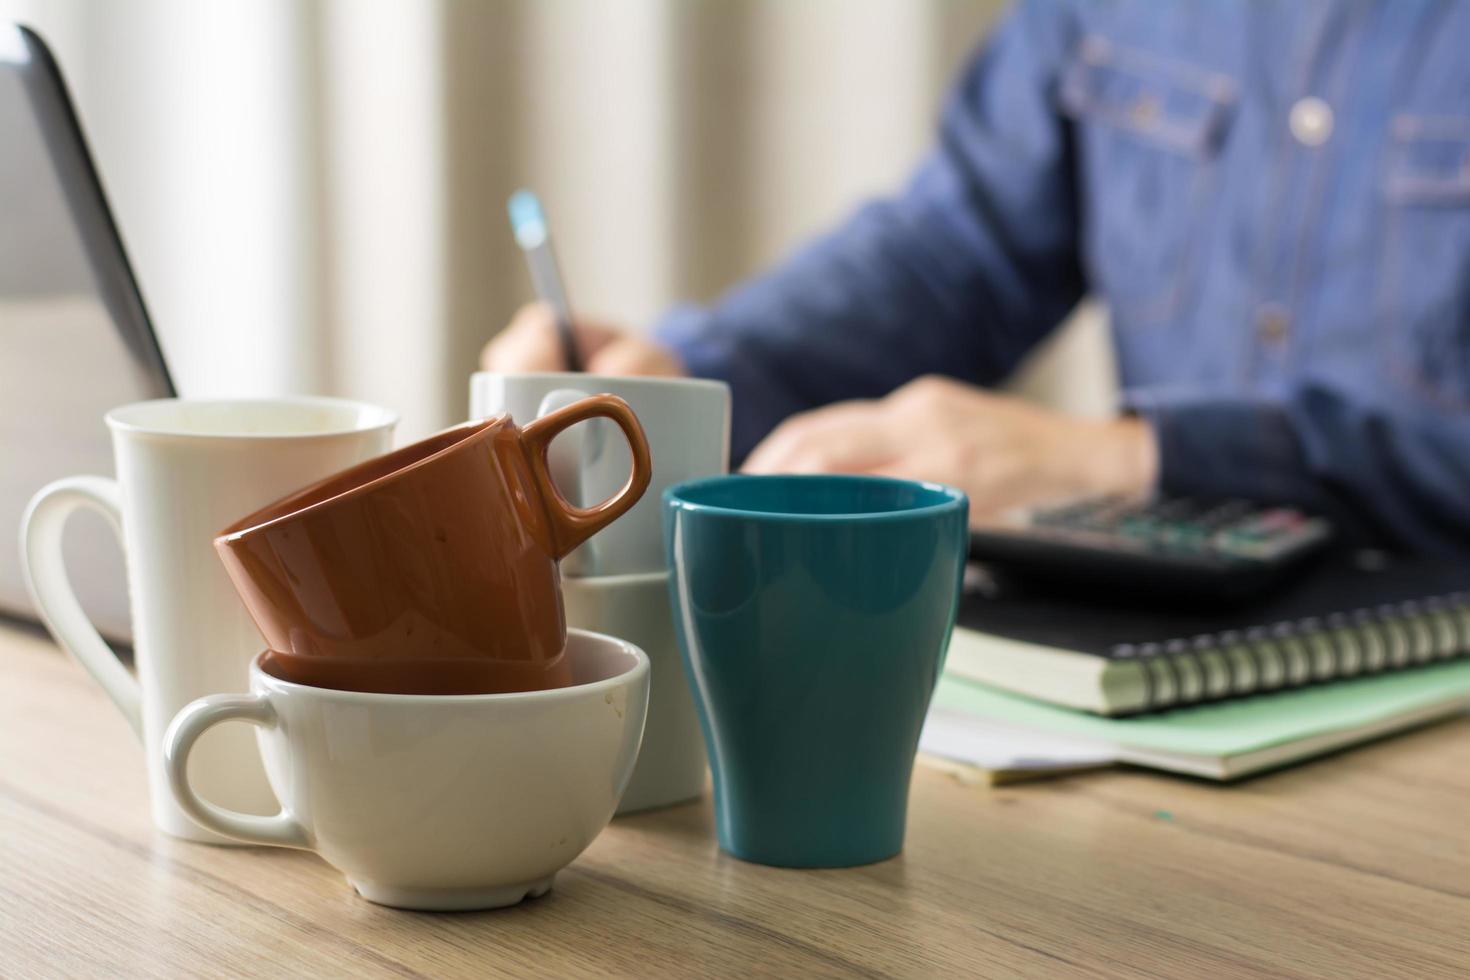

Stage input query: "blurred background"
[{"left": 1, "top": 0, "right": 1113, "bottom": 440}]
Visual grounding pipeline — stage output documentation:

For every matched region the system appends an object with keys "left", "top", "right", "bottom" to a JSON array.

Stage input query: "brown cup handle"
[{"left": 520, "top": 394, "right": 653, "bottom": 559}]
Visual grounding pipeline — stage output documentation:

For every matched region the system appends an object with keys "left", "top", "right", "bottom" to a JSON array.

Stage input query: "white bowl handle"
[{"left": 163, "top": 692, "right": 309, "bottom": 849}]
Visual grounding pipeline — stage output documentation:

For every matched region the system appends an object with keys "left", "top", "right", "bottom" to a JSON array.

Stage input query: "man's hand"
[
  {"left": 480, "top": 302, "right": 686, "bottom": 377},
  {"left": 742, "top": 375, "right": 1158, "bottom": 523}
]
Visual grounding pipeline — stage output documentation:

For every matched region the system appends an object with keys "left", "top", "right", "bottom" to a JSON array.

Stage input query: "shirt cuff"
[{"left": 1123, "top": 388, "right": 1313, "bottom": 504}]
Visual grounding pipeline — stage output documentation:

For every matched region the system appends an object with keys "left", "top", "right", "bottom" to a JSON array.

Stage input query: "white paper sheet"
[{"left": 919, "top": 707, "right": 1118, "bottom": 773}]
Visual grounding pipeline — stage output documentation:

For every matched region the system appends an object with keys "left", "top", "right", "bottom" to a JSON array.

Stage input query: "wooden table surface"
[{"left": 4, "top": 619, "right": 1470, "bottom": 979}]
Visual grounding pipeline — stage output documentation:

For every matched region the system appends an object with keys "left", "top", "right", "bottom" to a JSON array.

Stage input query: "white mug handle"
[
  {"left": 537, "top": 387, "right": 605, "bottom": 576},
  {"left": 20, "top": 476, "right": 143, "bottom": 737},
  {"left": 163, "top": 692, "right": 309, "bottom": 848}
]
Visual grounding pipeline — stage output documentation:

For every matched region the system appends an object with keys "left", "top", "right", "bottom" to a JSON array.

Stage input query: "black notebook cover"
[{"left": 958, "top": 551, "right": 1470, "bottom": 660}]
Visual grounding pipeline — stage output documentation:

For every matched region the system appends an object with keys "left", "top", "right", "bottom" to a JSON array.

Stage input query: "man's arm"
[
  {"left": 1130, "top": 384, "right": 1470, "bottom": 555},
  {"left": 655, "top": 3, "right": 1085, "bottom": 461}
]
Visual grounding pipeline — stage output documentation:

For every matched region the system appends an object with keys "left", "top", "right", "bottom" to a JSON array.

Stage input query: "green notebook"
[{"left": 923, "top": 660, "right": 1470, "bottom": 780}]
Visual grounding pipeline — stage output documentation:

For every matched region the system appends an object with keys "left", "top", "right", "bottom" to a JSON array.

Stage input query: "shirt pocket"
[
  {"left": 1380, "top": 116, "right": 1470, "bottom": 410},
  {"left": 1060, "top": 36, "right": 1236, "bottom": 328}
]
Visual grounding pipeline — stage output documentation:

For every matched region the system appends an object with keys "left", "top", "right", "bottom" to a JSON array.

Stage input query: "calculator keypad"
[{"left": 1020, "top": 497, "right": 1332, "bottom": 564}]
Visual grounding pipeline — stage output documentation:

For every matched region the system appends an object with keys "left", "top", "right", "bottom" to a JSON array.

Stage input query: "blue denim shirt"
[{"left": 655, "top": 0, "right": 1470, "bottom": 556}]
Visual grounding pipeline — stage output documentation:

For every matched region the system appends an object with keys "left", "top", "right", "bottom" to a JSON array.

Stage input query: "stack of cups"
[
  {"left": 25, "top": 396, "right": 656, "bottom": 911},
  {"left": 471, "top": 372, "right": 731, "bottom": 812}
]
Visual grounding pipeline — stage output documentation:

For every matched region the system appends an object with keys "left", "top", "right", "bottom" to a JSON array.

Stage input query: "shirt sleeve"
[
  {"left": 1127, "top": 384, "right": 1470, "bottom": 556},
  {"left": 654, "top": 1, "right": 1086, "bottom": 461}
]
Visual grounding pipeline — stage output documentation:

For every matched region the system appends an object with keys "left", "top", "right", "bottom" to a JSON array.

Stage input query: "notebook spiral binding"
[{"left": 1111, "top": 592, "right": 1470, "bottom": 712}]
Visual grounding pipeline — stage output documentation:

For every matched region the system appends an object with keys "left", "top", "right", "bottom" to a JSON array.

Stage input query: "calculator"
[{"left": 967, "top": 497, "right": 1335, "bottom": 602}]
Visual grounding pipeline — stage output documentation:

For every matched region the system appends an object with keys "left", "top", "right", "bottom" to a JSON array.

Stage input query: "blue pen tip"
[{"left": 507, "top": 189, "right": 548, "bottom": 249}]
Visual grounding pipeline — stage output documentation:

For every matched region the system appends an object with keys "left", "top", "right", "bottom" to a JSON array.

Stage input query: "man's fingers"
[
  {"left": 509, "top": 300, "right": 556, "bottom": 333},
  {"left": 742, "top": 414, "right": 835, "bottom": 474},
  {"left": 480, "top": 303, "right": 565, "bottom": 371},
  {"left": 742, "top": 403, "right": 901, "bottom": 474},
  {"left": 481, "top": 302, "right": 635, "bottom": 372},
  {"left": 588, "top": 337, "right": 685, "bottom": 377},
  {"left": 869, "top": 449, "right": 1030, "bottom": 527},
  {"left": 866, "top": 454, "right": 994, "bottom": 526}
]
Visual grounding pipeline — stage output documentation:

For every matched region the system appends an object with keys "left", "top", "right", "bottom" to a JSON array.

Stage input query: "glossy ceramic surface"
[
  {"left": 162, "top": 630, "right": 650, "bottom": 911},
  {"left": 20, "top": 397, "right": 397, "bottom": 842},
  {"left": 562, "top": 570, "right": 707, "bottom": 812},
  {"left": 215, "top": 396, "right": 651, "bottom": 695},
  {"left": 663, "top": 474, "right": 968, "bottom": 867},
  {"left": 471, "top": 373, "right": 730, "bottom": 576}
]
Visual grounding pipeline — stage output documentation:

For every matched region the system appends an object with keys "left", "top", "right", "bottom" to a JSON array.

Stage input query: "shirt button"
[
  {"left": 1257, "top": 305, "right": 1291, "bottom": 344},
  {"left": 1129, "top": 94, "right": 1161, "bottom": 129},
  {"left": 1290, "top": 97, "right": 1334, "bottom": 147}
]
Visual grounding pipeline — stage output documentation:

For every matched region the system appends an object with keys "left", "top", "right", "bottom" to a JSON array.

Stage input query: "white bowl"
[{"left": 164, "top": 629, "right": 650, "bottom": 911}]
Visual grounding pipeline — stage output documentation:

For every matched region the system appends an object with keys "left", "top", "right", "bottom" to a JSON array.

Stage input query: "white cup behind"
[{"left": 562, "top": 571, "right": 707, "bottom": 813}]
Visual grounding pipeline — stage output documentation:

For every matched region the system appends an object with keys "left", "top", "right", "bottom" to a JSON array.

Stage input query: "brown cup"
[{"left": 214, "top": 395, "right": 652, "bottom": 695}]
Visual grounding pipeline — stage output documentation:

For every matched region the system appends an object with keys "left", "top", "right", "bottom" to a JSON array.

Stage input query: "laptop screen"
[{"left": 0, "top": 24, "right": 171, "bottom": 635}]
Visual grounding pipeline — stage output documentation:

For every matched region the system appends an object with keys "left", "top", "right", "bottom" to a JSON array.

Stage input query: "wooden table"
[{"left": 4, "top": 619, "right": 1470, "bottom": 978}]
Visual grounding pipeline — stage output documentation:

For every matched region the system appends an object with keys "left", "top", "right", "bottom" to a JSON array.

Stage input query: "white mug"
[
  {"left": 163, "top": 631, "right": 650, "bottom": 911},
  {"left": 562, "top": 571, "right": 707, "bottom": 813},
  {"left": 21, "top": 397, "right": 397, "bottom": 842},
  {"left": 470, "top": 372, "right": 729, "bottom": 576}
]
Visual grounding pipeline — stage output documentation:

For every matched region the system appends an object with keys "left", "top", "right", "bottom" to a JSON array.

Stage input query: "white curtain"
[{"left": 4, "top": 0, "right": 1113, "bottom": 441}]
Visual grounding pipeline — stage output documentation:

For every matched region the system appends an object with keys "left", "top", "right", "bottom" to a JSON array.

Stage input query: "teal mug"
[{"left": 663, "top": 474, "right": 969, "bottom": 867}]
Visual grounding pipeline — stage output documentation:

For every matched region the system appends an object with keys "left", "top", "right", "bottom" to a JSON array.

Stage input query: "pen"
[{"left": 507, "top": 189, "right": 582, "bottom": 372}]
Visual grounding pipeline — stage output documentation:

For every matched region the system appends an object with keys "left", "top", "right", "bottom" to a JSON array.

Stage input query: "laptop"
[{"left": 0, "top": 24, "right": 174, "bottom": 640}]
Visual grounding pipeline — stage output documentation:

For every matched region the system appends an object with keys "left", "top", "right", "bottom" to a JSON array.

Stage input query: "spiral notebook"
[{"left": 946, "top": 552, "right": 1470, "bottom": 716}]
